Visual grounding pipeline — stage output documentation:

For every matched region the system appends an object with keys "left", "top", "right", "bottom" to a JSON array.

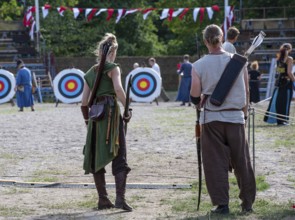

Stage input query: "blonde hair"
[
  {"left": 94, "top": 33, "right": 118, "bottom": 62},
  {"left": 250, "top": 60, "right": 259, "bottom": 70},
  {"left": 202, "top": 24, "right": 223, "bottom": 47}
]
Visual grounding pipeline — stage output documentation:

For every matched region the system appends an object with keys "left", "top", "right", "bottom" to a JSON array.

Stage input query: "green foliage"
[
  {"left": 38, "top": 0, "right": 165, "bottom": 56},
  {"left": 0, "top": 0, "right": 23, "bottom": 21},
  {"left": 2, "top": 0, "right": 294, "bottom": 56},
  {"left": 152, "top": 0, "right": 229, "bottom": 56}
]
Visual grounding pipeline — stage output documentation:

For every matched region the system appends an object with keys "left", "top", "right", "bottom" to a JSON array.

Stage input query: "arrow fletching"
[{"left": 245, "top": 31, "right": 266, "bottom": 57}]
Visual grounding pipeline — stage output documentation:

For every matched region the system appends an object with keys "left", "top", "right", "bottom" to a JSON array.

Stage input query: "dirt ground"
[{"left": 0, "top": 98, "right": 294, "bottom": 220}]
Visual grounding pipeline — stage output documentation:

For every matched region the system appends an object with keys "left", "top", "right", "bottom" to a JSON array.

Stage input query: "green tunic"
[{"left": 83, "top": 62, "right": 121, "bottom": 174}]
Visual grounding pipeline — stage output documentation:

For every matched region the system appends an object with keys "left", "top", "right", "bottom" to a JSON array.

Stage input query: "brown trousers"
[{"left": 201, "top": 121, "right": 256, "bottom": 209}]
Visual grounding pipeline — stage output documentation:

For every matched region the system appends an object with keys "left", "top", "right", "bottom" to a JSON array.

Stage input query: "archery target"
[
  {"left": 293, "top": 65, "right": 295, "bottom": 98},
  {"left": 53, "top": 68, "right": 85, "bottom": 104},
  {"left": 125, "top": 67, "right": 161, "bottom": 102},
  {"left": 0, "top": 69, "right": 16, "bottom": 104}
]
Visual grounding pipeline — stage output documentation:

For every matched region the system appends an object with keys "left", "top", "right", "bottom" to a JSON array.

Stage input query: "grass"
[
  {"left": 0, "top": 152, "right": 18, "bottom": 160},
  {"left": 27, "top": 169, "right": 70, "bottom": 182},
  {"left": 2, "top": 187, "right": 31, "bottom": 195},
  {"left": 275, "top": 138, "right": 295, "bottom": 149},
  {"left": 169, "top": 174, "right": 292, "bottom": 220},
  {"left": 48, "top": 194, "right": 97, "bottom": 210},
  {"left": 0, "top": 205, "right": 33, "bottom": 217}
]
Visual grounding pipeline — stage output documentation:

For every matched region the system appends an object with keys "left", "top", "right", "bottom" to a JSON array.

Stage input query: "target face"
[
  {"left": 126, "top": 67, "right": 161, "bottom": 102},
  {"left": 0, "top": 70, "right": 16, "bottom": 104},
  {"left": 53, "top": 68, "right": 85, "bottom": 104}
]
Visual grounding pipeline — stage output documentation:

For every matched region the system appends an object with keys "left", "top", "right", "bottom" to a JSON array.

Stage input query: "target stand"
[
  {"left": 0, "top": 69, "right": 16, "bottom": 105},
  {"left": 125, "top": 67, "right": 162, "bottom": 103},
  {"left": 53, "top": 68, "right": 85, "bottom": 106}
]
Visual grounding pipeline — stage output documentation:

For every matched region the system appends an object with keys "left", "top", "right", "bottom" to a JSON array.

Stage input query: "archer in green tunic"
[
  {"left": 80, "top": 33, "right": 133, "bottom": 211},
  {"left": 83, "top": 62, "right": 122, "bottom": 174}
]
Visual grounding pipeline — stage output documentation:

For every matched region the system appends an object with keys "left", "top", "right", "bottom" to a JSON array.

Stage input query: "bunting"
[
  {"left": 23, "top": 4, "right": 228, "bottom": 35},
  {"left": 41, "top": 4, "right": 51, "bottom": 18},
  {"left": 72, "top": 8, "right": 81, "bottom": 19},
  {"left": 23, "top": 4, "right": 223, "bottom": 23},
  {"left": 142, "top": 8, "right": 155, "bottom": 20},
  {"left": 222, "top": 5, "right": 235, "bottom": 38},
  {"left": 57, "top": 6, "right": 67, "bottom": 16},
  {"left": 23, "top": 6, "right": 35, "bottom": 27},
  {"left": 116, "top": 9, "right": 126, "bottom": 23}
]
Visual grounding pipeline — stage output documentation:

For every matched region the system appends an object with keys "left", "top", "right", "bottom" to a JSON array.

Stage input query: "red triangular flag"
[
  {"left": 199, "top": 7, "right": 205, "bottom": 23},
  {"left": 179, "top": 8, "right": 189, "bottom": 20},
  {"left": 106, "top": 8, "right": 114, "bottom": 21},
  {"left": 168, "top": 8, "right": 174, "bottom": 21},
  {"left": 87, "top": 8, "right": 97, "bottom": 21},
  {"left": 212, "top": 5, "right": 220, "bottom": 12}
]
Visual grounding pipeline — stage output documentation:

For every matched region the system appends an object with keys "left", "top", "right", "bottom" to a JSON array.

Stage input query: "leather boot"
[
  {"left": 114, "top": 171, "right": 133, "bottom": 211},
  {"left": 93, "top": 172, "right": 115, "bottom": 210}
]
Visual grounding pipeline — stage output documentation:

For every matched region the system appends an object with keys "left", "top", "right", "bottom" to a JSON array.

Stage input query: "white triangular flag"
[
  {"left": 72, "top": 8, "right": 80, "bottom": 19},
  {"left": 125, "top": 9, "right": 139, "bottom": 16},
  {"left": 116, "top": 9, "right": 125, "bottom": 23},
  {"left": 142, "top": 8, "right": 154, "bottom": 20},
  {"left": 160, "top": 9, "right": 169, "bottom": 19},
  {"left": 172, "top": 8, "right": 184, "bottom": 17},
  {"left": 85, "top": 8, "right": 92, "bottom": 17},
  {"left": 96, "top": 8, "right": 107, "bottom": 16},
  {"left": 193, "top": 8, "right": 200, "bottom": 22},
  {"left": 206, "top": 7, "right": 214, "bottom": 20},
  {"left": 42, "top": 7, "right": 49, "bottom": 18}
]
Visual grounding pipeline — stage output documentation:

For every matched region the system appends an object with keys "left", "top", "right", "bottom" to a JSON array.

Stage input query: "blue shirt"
[{"left": 178, "top": 62, "right": 192, "bottom": 78}]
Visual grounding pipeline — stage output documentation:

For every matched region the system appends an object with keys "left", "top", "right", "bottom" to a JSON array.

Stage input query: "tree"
[
  {"left": 0, "top": 0, "right": 23, "bottom": 21},
  {"left": 2, "top": 0, "right": 294, "bottom": 56},
  {"left": 38, "top": 0, "right": 166, "bottom": 56},
  {"left": 153, "top": 0, "right": 229, "bottom": 56}
]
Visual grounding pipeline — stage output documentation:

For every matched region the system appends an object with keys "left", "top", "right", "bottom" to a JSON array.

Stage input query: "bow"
[
  {"left": 195, "top": 106, "right": 202, "bottom": 211},
  {"left": 88, "top": 41, "right": 112, "bottom": 108},
  {"left": 124, "top": 75, "right": 133, "bottom": 134}
]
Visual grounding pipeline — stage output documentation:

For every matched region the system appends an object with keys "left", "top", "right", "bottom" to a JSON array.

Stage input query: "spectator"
[
  {"left": 14, "top": 59, "right": 34, "bottom": 111},
  {"left": 264, "top": 43, "right": 295, "bottom": 125},
  {"left": 133, "top": 62, "right": 139, "bottom": 69},
  {"left": 176, "top": 54, "right": 192, "bottom": 106},
  {"left": 148, "top": 57, "right": 170, "bottom": 102},
  {"left": 222, "top": 26, "right": 240, "bottom": 54},
  {"left": 248, "top": 60, "right": 262, "bottom": 104}
]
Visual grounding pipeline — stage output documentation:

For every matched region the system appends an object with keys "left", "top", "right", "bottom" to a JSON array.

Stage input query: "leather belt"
[{"left": 204, "top": 108, "right": 242, "bottom": 112}]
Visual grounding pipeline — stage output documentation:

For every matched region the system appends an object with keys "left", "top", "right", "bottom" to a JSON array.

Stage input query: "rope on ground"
[
  {"left": 253, "top": 107, "right": 295, "bottom": 123},
  {"left": 0, "top": 179, "right": 192, "bottom": 189},
  {"left": 248, "top": 97, "right": 295, "bottom": 124}
]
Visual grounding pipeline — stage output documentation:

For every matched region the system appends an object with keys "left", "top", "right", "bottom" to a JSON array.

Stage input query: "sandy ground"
[{"left": 0, "top": 98, "right": 294, "bottom": 220}]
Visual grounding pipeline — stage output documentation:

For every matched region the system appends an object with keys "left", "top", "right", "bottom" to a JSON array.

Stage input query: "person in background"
[
  {"left": 148, "top": 57, "right": 170, "bottom": 102},
  {"left": 264, "top": 43, "right": 295, "bottom": 125},
  {"left": 248, "top": 60, "right": 262, "bottom": 104},
  {"left": 190, "top": 24, "right": 256, "bottom": 215},
  {"left": 176, "top": 54, "right": 192, "bottom": 106},
  {"left": 222, "top": 26, "right": 240, "bottom": 54},
  {"left": 133, "top": 62, "right": 139, "bottom": 69},
  {"left": 80, "top": 33, "right": 133, "bottom": 212},
  {"left": 141, "top": 62, "right": 147, "bottom": 67},
  {"left": 14, "top": 59, "right": 34, "bottom": 112}
]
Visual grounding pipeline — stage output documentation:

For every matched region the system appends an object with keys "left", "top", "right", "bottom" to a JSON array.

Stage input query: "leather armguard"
[
  {"left": 123, "top": 108, "right": 132, "bottom": 123},
  {"left": 81, "top": 106, "right": 89, "bottom": 125},
  {"left": 190, "top": 96, "right": 201, "bottom": 105}
]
